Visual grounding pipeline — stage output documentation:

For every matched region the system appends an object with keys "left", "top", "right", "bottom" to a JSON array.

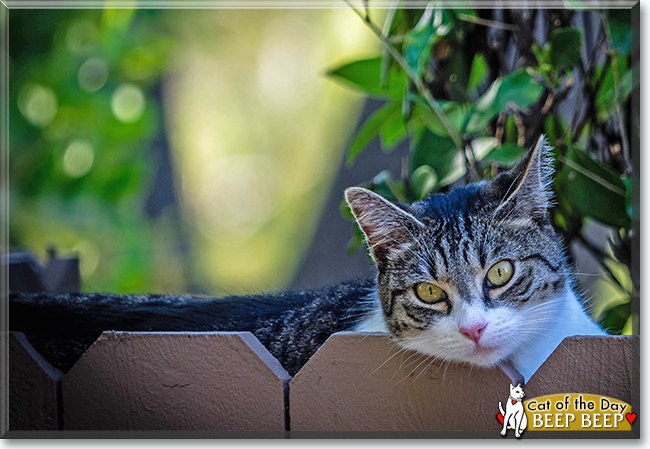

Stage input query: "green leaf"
[
  {"left": 595, "top": 56, "right": 632, "bottom": 120},
  {"left": 347, "top": 222, "right": 365, "bottom": 256},
  {"left": 379, "top": 105, "right": 408, "bottom": 152},
  {"left": 556, "top": 147, "right": 630, "bottom": 229},
  {"left": 603, "top": 258, "right": 635, "bottom": 295},
  {"left": 606, "top": 10, "right": 632, "bottom": 56},
  {"left": 410, "top": 165, "right": 438, "bottom": 200},
  {"left": 372, "top": 170, "right": 404, "bottom": 202},
  {"left": 599, "top": 301, "right": 631, "bottom": 335},
  {"left": 531, "top": 43, "right": 546, "bottom": 65},
  {"left": 410, "top": 97, "right": 466, "bottom": 137},
  {"left": 481, "top": 145, "right": 526, "bottom": 166},
  {"left": 402, "top": 3, "right": 444, "bottom": 78},
  {"left": 467, "top": 53, "right": 488, "bottom": 92},
  {"left": 543, "top": 115, "right": 559, "bottom": 143},
  {"left": 466, "top": 68, "right": 543, "bottom": 134},
  {"left": 403, "top": 6, "right": 454, "bottom": 79},
  {"left": 471, "top": 137, "right": 498, "bottom": 161},
  {"left": 493, "top": 69, "right": 544, "bottom": 109},
  {"left": 327, "top": 57, "right": 406, "bottom": 98},
  {"left": 339, "top": 198, "right": 354, "bottom": 221},
  {"left": 548, "top": 28, "right": 582, "bottom": 71},
  {"left": 346, "top": 100, "right": 401, "bottom": 166},
  {"left": 622, "top": 176, "right": 638, "bottom": 221},
  {"left": 410, "top": 129, "right": 463, "bottom": 186},
  {"left": 402, "top": 79, "right": 415, "bottom": 122}
]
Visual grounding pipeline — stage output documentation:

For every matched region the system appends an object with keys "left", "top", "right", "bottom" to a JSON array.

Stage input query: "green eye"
[
  {"left": 416, "top": 282, "right": 445, "bottom": 303},
  {"left": 486, "top": 260, "right": 514, "bottom": 287}
]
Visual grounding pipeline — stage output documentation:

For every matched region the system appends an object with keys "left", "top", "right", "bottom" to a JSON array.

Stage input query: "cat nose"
[{"left": 459, "top": 322, "right": 487, "bottom": 343}]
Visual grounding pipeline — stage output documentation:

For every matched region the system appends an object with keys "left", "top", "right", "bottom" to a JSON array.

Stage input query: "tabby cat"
[
  {"left": 9, "top": 136, "right": 604, "bottom": 382},
  {"left": 348, "top": 136, "right": 604, "bottom": 381}
]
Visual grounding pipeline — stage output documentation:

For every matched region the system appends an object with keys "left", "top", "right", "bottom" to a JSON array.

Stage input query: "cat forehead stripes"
[
  {"left": 345, "top": 136, "right": 557, "bottom": 271},
  {"left": 347, "top": 136, "right": 576, "bottom": 369}
]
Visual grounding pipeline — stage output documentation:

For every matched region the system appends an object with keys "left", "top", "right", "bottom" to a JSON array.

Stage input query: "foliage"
[
  {"left": 330, "top": 6, "right": 636, "bottom": 334},
  {"left": 8, "top": 10, "right": 185, "bottom": 292}
]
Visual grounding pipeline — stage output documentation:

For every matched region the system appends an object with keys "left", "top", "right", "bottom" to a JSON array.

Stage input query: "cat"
[
  {"left": 9, "top": 136, "right": 604, "bottom": 382},
  {"left": 347, "top": 135, "right": 605, "bottom": 382},
  {"left": 498, "top": 383, "right": 527, "bottom": 438}
]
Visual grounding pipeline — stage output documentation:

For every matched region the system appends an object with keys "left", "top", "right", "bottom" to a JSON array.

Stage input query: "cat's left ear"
[{"left": 488, "top": 135, "right": 554, "bottom": 219}]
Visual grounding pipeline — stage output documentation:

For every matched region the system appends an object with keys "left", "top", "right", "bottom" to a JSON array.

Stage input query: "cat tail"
[{"left": 498, "top": 402, "right": 505, "bottom": 416}]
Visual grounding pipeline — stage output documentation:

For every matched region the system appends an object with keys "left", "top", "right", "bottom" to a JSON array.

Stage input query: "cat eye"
[
  {"left": 486, "top": 260, "right": 514, "bottom": 287},
  {"left": 415, "top": 282, "right": 445, "bottom": 303}
]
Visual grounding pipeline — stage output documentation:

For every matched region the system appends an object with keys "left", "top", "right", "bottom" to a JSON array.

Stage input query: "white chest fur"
[{"left": 509, "top": 286, "right": 605, "bottom": 382}]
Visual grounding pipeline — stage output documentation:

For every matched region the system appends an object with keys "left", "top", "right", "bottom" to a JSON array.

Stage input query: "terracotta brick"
[
  {"left": 290, "top": 332, "right": 511, "bottom": 431},
  {"left": 9, "top": 332, "right": 63, "bottom": 430},
  {"left": 62, "top": 332, "right": 289, "bottom": 431}
]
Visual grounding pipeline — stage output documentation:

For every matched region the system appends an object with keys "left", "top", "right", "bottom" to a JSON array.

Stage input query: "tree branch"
[
  {"left": 456, "top": 13, "right": 519, "bottom": 32},
  {"left": 600, "top": 12, "right": 632, "bottom": 174},
  {"left": 343, "top": 0, "right": 462, "bottom": 149}
]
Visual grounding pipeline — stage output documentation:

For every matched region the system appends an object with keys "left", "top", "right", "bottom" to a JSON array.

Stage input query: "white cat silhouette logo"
[{"left": 497, "top": 383, "right": 528, "bottom": 438}]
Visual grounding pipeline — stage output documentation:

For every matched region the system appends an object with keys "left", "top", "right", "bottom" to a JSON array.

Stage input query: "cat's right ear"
[{"left": 345, "top": 187, "right": 424, "bottom": 267}]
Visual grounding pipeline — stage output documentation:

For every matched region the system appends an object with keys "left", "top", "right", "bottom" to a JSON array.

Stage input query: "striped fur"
[{"left": 348, "top": 137, "right": 604, "bottom": 380}]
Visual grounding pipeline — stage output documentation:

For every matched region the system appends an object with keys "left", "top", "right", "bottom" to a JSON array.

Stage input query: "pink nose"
[{"left": 460, "top": 323, "right": 487, "bottom": 343}]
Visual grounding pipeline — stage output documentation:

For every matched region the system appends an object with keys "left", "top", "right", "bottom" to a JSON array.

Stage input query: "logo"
[
  {"left": 497, "top": 391, "right": 635, "bottom": 434},
  {"left": 524, "top": 394, "right": 634, "bottom": 431},
  {"left": 497, "top": 383, "right": 528, "bottom": 438}
]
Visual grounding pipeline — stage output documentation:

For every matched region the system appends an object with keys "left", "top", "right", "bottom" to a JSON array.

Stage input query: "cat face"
[
  {"left": 346, "top": 136, "right": 570, "bottom": 368},
  {"left": 510, "top": 383, "right": 525, "bottom": 400}
]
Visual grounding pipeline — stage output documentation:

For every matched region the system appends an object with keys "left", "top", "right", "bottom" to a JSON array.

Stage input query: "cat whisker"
[
  {"left": 467, "top": 362, "right": 475, "bottom": 380},
  {"left": 390, "top": 349, "right": 424, "bottom": 383},
  {"left": 442, "top": 359, "right": 452, "bottom": 384},
  {"left": 413, "top": 355, "right": 438, "bottom": 383},
  {"left": 396, "top": 353, "right": 432, "bottom": 385},
  {"left": 352, "top": 331, "right": 378, "bottom": 344},
  {"left": 369, "top": 345, "right": 412, "bottom": 376}
]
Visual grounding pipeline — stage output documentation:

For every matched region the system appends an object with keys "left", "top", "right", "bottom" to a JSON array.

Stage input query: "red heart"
[
  {"left": 626, "top": 413, "right": 636, "bottom": 424},
  {"left": 512, "top": 400, "right": 517, "bottom": 405},
  {"left": 496, "top": 413, "right": 504, "bottom": 424}
]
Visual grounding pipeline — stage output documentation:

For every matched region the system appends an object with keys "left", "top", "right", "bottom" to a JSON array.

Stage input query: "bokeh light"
[
  {"left": 78, "top": 58, "right": 109, "bottom": 92},
  {"left": 17, "top": 84, "right": 58, "bottom": 128},
  {"left": 72, "top": 239, "right": 101, "bottom": 278},
  {"left": 10, "top": 9, "right": 380, "bottom": 295},
  {"left": 111, "top": 84, "right": 145, "bottom": 123},
  {"left": 63, "top": 140, "right": 94, "bottom": 178},
  {"left": 66, "top": 19, "right": 98, "bottom": 54}
]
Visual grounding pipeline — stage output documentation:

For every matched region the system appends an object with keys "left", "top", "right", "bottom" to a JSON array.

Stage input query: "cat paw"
[{"left": 500, "top": 430, "right": 506, "bottom": 436}]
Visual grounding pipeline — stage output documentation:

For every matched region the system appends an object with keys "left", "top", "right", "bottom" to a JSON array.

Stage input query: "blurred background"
[
  {"left": 7, "top": 7, "right": 636, "bottom": 334},
  {"left": 9, "top": 8, "right": 392, "bottom": 295}
]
